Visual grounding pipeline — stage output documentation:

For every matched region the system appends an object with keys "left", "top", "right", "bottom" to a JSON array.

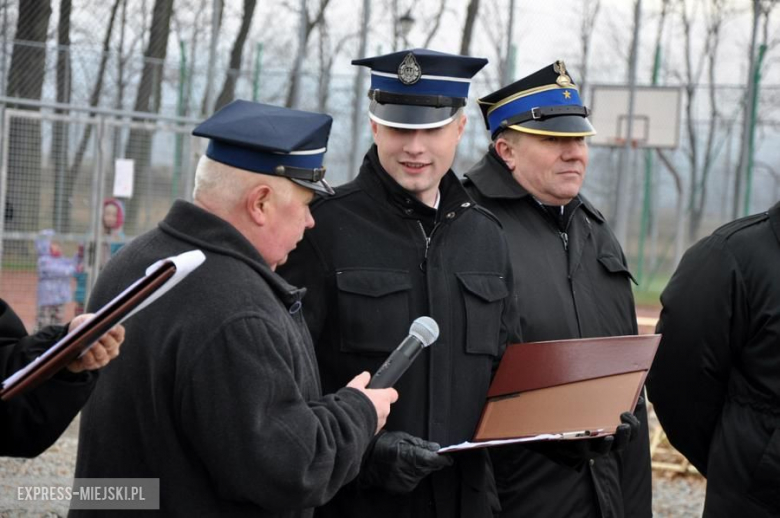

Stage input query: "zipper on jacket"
[
  {"left": 417, "top": 220, "right": 435, "bottom": 272},
  {"left": 559, "top": 231, "right": 569, "bottom": 251}
]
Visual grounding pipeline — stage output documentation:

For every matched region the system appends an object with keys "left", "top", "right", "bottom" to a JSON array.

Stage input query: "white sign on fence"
[{"left": 114, "top": 159, "right": 135, "bottom": 198}]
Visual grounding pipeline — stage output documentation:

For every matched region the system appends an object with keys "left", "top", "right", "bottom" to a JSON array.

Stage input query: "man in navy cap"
[
  {"left": 72, "top": 100, "right": 398, "bottom": 517},
  {"left": 463, "top": 62, "right": 652, "bottom": 517},
  {"left": 279, "top": 49, "right": 513, "bottom": 518}
]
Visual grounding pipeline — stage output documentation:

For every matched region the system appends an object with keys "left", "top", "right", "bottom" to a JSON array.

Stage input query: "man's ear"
[
  {"left": 456, "top": 113, "right": 467, "bottom": 141},
  {"left": 247, "top": 184, "right": 273, "bottom": 226},
  {"left": 494, "top": 137, "right": 517, "bottom": 171},
  {"left": 370, "top": 119, "right": 379, "bottom": 141}
]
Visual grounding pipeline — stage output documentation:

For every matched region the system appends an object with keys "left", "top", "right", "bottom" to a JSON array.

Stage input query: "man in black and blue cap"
[
  {"left": 279, "top": 49, "right": 514, "bottom": 518},
  {"left": 72, "top": 100, "right": 398, "bottom": 517},
  {"left": 464, "top": 62, "right": 652, "bottom": 518}
]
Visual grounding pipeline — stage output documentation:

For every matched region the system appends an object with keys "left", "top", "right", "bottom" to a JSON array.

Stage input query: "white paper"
[
  {"left": 113, "top": 159, "right": 135, "bottom": 198},
  {"left": 438, "top": 434, "right": 563, "bottom": 453},
  {"left": 121, "top": 249, "right": 206, "bottom": 322},
  {"left": 438, "top": 429, "right": 608, "bottom": 453}
]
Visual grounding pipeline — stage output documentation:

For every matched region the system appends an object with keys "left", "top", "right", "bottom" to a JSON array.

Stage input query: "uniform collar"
[
  {"left": 464, "top": 146, "right": 530, "bottom": 200},
  {"left": 159, "top": 200, "right": 305, "bottom": 305},
  {"left": 465, "top": 146, "right": 605, "bottom": 224},
  {"left": 357, "top": 145, "right": 473, "bottom": 219}
]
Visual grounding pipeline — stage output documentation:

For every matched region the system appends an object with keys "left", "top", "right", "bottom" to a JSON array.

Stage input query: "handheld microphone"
[{"left": 367, "top": 316, "right": 439, "bottom": 389}]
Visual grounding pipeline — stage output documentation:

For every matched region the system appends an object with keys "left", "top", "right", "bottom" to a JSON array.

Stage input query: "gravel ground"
[{"left": 1, "top": 415, "right": 706, "bottom": 517}]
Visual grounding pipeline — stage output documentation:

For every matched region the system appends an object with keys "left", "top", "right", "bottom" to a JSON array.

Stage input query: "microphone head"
[{"left": 409, "top": 316, "right": 439, "bottom": 347}]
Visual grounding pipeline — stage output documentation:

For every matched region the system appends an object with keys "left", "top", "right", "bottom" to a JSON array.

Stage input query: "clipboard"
[
  {"left": 439, "top": 334, "right": 660, "bottom": 453},
  {"left": 0, "top": 249, "right": 206, "bottom": 401}
]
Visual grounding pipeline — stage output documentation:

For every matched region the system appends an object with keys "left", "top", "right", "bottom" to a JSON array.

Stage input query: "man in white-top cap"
[{"left": 280, "top": 49, "right": 514, "bottom": 518}]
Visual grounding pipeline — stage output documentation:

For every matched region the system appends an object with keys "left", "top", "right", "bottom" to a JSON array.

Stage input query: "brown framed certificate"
[
  {"left": 440, "top": 334, "right": 660, "bottom": 452},
  {"left": 1, "top": 250, "right": 205, "bottom": 401}
]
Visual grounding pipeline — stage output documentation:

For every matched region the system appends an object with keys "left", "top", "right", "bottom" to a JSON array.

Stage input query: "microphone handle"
[{"left": 367, "top": 335, "right": 425, "bottom": 389}]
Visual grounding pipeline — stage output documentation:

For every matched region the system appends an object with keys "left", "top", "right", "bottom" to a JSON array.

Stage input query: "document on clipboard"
[
  {"left": 0, "top": 249, "right": 206, "bottom": 401},
  {"left": 439, "top": 334, "right": 661, "bottom": 453}
]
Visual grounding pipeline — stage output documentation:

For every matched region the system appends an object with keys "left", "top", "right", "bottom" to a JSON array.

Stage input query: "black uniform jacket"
[
  {"left": 71, "top": 201, "right": 377, "bottom": 518},
  {"left": 463, "top": 149, "right": 652, "bottom": 518},
  {"left": 0, "top": 299, "right": 95, "bottom": 457},
  {"left": 648, "top": 201, "right": 780, "bottom": 517},
  {"left": 279, "top": 147, "right": 514, "bottom": 518}
]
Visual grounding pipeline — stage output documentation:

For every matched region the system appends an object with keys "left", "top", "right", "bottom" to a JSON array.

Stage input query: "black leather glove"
[
  {"left": 528, "top": 398, "right": 644, "bottom": 468},
  {"left": 360, "top": 430, "right": 454, "bottom": 494}
]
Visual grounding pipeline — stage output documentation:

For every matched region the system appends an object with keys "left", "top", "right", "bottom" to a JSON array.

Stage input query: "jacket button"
[
  {"left": 446, "top": 212, "right": 455, "bottom": 219},
  {"left": 405, "top": 208, "right": 413, "bottom": 215},
  {"left": 589, "top": 459, "right": 595, "bottom": 466},
  {"left": 461, "top": 202, "right": 471, "bottom": 208}
]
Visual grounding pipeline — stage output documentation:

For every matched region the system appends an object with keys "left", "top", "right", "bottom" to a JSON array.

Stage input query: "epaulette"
[
  {"left": 712, "top": 210, "right": 769, "bottom": 240},
  {"left": 578, "top": 194, "right": 605, "bottom": 224},
  {"left": 471, "top": 204, "right": 504, "bottom": 229}
]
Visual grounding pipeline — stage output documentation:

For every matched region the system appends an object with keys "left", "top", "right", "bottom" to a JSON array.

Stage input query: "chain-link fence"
[
  {"left": 1, "top": 1, "right": 780, "bottom": 318},
  {"left": 0, "top": 101, "right": 200, "bottom": 331}
]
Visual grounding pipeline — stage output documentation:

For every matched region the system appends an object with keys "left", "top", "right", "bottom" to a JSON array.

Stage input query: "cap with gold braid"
[{"left": 478, "top": 60, "right": 596, "bottom": 140}]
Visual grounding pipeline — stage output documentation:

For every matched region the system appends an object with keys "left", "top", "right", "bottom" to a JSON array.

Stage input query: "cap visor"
[
  {"left": 507, "top": 115, "right": 596, "bottom": 137},
  {"left": 369, "top": 101, "right": 461, "bottom": 129},
  {"left": 290, "top": 177, "right": 335, "bottom": 196}
]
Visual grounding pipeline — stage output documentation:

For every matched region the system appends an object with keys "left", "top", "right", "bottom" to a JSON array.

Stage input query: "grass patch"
[
  {"left": 1, "top": 258, "right": 36, "bottom": 272},
  {"left": 632, "top": 273, "right": 672, "bottom": 308}
]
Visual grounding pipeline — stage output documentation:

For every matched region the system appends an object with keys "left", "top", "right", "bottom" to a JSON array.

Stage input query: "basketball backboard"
[{"left": 588, "top": 86, "right": 682, "bottom": 148}]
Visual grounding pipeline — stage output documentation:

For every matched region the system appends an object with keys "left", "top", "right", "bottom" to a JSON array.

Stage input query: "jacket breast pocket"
[
  {"left": 336, "top": 268, "right": 412, "bottom": 354},
  {"left": 456, "top": 272, "right": 508, "bottom": 356},
  {"left": 598, "top": 253, "right": 638, "bottom": 285}
]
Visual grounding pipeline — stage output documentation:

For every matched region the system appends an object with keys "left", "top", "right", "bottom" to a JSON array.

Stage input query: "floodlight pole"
[
  {"left": 613, "top": 0, "right": 642, "bottom": 250},
  {"left": 743, "top": 43, "right": 766, "bottom": 217},
  {"left": 203, "top": 0, "right": 221, "bottom": 116},
  {"left": 636, "top": 23, "right": 663, "bottom": 286}
]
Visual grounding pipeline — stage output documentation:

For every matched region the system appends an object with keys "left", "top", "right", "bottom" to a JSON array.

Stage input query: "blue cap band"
[
  {"left": 207, "top": 140, "right": 325, "bottom": 175},
  {"left": 487, "top": 88, "right": 583, "bottom": 135},
  {"left": 370, "top": 73, "right": 470, "bottom": 98}
]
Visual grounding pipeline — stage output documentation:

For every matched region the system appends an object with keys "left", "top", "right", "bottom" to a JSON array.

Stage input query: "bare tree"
[
  {"left": 285, "top": 0, "right": 332, "bottom": 108},
  {"left": 578, "top": 0, "right": 601, "bottom": 97},
  {"left": 63, "top": 0, "right": 122, "bottom": 232},
  {"left": 125, "top": 0, "right": 175, "bottom": 230},
  {"left": 171, "top": 0, "right": 208, "bottom": 116},
  {"left": 200, "top": 0, "right": 223, "bottom": 116},
  {"left": 675, "top": 0, "right": 733, "bottom": 241},
  {"left": 5, "top": 0, "right": 52, "bottom": 231},
  {"left": 656, "top": 149, "right": 686, "bottom": 267},
  {"left": 734, "top": 0, "right": 777, "bottom": 217},
  {"left": 348, "top": 0, "right": 371, "bottom": 179},
  {"left": 460, "top": 0, "right": 480, "bottom": 55},
  {"left": 317, "top": 24, "right": 356, "bottom": 113},
  {"left": 52, "top": 0, "right": 71, "bottom": 231},
  {"left": 477, "top": 0, "right": 507, "bottom": 89},
  {"left": 422, "top": 0, "right": 448, "bottom": 48},
  {"left": 214, "top": 0, "right": 257, "bottom": 111}
]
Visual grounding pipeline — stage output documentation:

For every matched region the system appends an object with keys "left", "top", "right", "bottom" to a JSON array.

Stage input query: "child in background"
[
  {"left": 100, "top": 198, "right": 126, "bottom": 269},
  {"left": 73, "top": 198, "right": 126, "bottom": 315},
  {"left": 35, "top": 230, "right": 79, "bottom": 330}
]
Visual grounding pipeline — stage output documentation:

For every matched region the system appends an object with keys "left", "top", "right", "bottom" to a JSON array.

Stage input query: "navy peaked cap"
[
  {"left": 192, "top": 100, "right": 334, "bottom": 195},
  {"left": 478, "top": 60, "right": 596, "bottom": 140},
  {"left": 353, "top": 48, "right": 488, "bottom": 129}
]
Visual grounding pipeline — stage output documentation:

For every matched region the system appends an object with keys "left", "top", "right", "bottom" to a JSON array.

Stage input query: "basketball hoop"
[
  {"left": 588, "top": 85, "right": 683, "bottom": 149},
  {"left": 612, "top": 137, "right": 644, "bottom": 149}
]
